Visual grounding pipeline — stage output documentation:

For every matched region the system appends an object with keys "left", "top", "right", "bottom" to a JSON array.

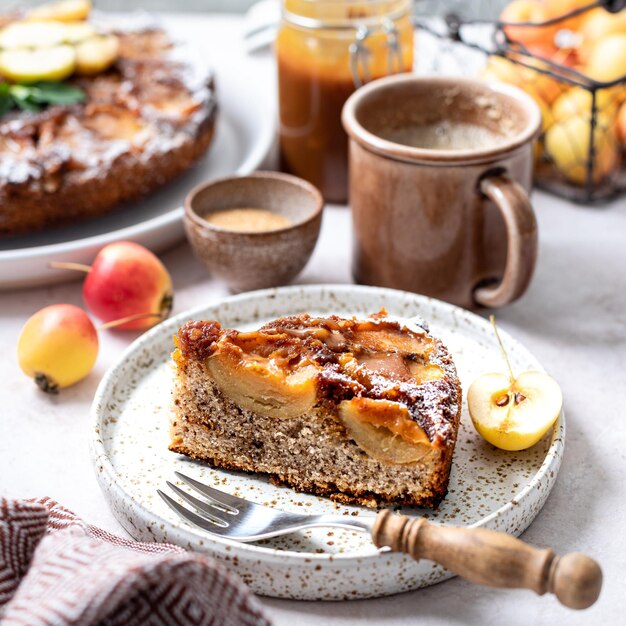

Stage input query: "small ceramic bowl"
[{"left": 184, "top": 172, "right": 324, "bottom": 292}]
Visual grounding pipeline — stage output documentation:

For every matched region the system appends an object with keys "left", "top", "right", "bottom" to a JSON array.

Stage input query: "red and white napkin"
[{"left": 0, "top": 497, "right": 272, "bottom": 625}]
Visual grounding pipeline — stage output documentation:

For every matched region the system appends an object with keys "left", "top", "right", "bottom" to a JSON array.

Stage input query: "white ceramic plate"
[
  {"left": 0, "top": 21, "right": 276, "bottom": 290},
  {"left": 91, "top": 285, "right": 564, "bottom": 600}
]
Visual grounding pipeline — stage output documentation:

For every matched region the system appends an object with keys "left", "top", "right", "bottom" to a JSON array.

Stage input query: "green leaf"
[
  {"left": 8, "top": 85, "right": 39, "bottom": 112},
  {"left": 0, "top": 83, "right": 12, "bottom": 116},
  {"left": 26, "top": 81, "right": 86, "bottom": 106},
  {"left": 8, "top": 84, "right": 30, "bottom": 100},
  {"left": 0, "top": 97, "right": 12, "bottom": 116},
  {"left": 12, "top": 94, "right": 41, "bottom": 112},
  {"left": 0, "top": 81, "right": 86, "bottom": 116}
]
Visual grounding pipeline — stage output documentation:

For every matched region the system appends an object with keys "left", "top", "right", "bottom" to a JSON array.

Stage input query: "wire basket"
[{"left": 413, "top": 0, "right": 626, "bottom": 204}]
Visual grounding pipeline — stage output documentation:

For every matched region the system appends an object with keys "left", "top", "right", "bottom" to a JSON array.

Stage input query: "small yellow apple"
[
  {"left": 551, "top": 87, "right": 619, "bottom": 123},
  {"left": 17, "top": 304, "right": 98, "bottom": 393},
  {"left": 26, "top": 0, "right": 92, "bottom": 23},
  {"left": 545, "top": 113, "right": 619, "bottom": 184},
  {"left": 585, "top": 34, "right": 626, "bottom": 84},
  {"left": 578, "top": 8, "right": 626, "bottom": 63}
]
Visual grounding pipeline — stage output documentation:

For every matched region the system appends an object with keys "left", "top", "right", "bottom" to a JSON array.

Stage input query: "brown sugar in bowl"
[{"left": 184, "top": 172, "right": 324, "bottom": 292}]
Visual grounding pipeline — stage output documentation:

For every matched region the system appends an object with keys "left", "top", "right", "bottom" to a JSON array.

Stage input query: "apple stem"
[
  {"left": 489, "top": 315, "right": 516, "bottom": 384},
  {"left": 98, "top": 312, "right": 163, "bottom": 331},
  {"left": 48, "top": 261, "right": 92, "bottom": 273}
]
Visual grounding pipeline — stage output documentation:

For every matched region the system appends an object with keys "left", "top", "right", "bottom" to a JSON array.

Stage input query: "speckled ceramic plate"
[{"left": 91, "top": 285, "right": 564, "bottom": 600}]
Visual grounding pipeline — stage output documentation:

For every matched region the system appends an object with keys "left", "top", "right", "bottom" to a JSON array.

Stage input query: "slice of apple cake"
[{"left": 170, "top": 312, "right": 461, "bottom": 508}]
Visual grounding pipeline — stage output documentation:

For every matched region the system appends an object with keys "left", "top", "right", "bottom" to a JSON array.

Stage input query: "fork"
[{"left": 159, "top": 472, "right": 602, "bottom": 610}]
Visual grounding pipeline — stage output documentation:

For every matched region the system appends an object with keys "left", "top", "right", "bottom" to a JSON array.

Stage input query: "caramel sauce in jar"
[{"left": 277, "top": 0, "right": 413, "bottom": 203}]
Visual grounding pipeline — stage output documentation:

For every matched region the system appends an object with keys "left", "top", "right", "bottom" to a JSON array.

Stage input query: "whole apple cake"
[
  {"left": 170, "top": 312, "right": 461, "bottom": 509},
  {"left": 0, "top": 26, "right": 217, "bottom": 237}
]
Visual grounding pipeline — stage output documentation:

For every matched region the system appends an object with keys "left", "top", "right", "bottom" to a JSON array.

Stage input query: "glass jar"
[{"left": 277, "top": 0, "right": 414, "bottom": 203}]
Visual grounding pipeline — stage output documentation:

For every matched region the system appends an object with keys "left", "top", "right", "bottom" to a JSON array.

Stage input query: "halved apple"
[
  {"left": 0, "top": 20, "right": 68, "bottom": 49},
  {"left": 339, "top": 398, "right": 432, "bottom": 464},
  {"left": 63, "top": 21, "right": 97, "bottom": 43},
  {"left": 0, "top": 44, "right": 76, "bottom": 83},
  {"left": 467, "top": 371, "right": 562, "bottom": 451},
  {"left": 75, "top": 35, "right": 119, "bottom": 75},
  {"left": 26, "top": 0, "right": 92, "bottom": 23}
]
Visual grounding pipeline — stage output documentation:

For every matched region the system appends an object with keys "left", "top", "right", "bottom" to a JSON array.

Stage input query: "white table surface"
[{"left": 1, "top": 13, "right": 625, "bottom": 626}]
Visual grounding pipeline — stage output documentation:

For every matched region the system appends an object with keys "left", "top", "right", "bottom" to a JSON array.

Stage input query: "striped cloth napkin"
[{"left": 0, "top": 498, "right": 271, "bottom": 626}]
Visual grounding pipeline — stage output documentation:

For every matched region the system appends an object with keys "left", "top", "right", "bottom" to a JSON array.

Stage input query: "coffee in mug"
[{"left": 342, "top": 75, "right": 541, "bottom": 309}]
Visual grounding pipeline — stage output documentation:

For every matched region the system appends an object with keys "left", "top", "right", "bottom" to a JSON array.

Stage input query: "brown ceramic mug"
[{"left": 342, "top": 75, "right": 541, "bottom": 309}]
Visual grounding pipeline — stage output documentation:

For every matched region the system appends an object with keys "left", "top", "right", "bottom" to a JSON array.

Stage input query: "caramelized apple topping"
[
  {"left": 339, "top": 398, "right": 429, "bottom": 445},
  {"left": 339, "top": 398, "right": 431, "bottom": 464},
  {"left": 82, "top": 104, "right": 148, "bottom": 143},
  {"left": 176, "top": 314, "right": 459, "bottom": 453},
  {"left": 407, "top": 361, "right": 445, "bottom": 384},
  {"left": 206, "top": 341, "right": 317, "bottom": 420}
]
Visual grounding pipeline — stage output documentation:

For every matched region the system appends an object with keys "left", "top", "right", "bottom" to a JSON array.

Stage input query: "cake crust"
[{"left": 170, "top": 313, "right": 462, "bottom": 509}]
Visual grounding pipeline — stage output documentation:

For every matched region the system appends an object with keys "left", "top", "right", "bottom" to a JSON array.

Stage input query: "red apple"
[
  {"left": 544, "top": 0, "right": 590, "bottom": 32},
  {"left": 525, "top": 42, "right": 578, "bottom": 68},
  {"left": 500, "top": 1, "right": 558, "bottom": 47},
  {"left": 83, "top": 241, "right": 173, "bottom": 330}
]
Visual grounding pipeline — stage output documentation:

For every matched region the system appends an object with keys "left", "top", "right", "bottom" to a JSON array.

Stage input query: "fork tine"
[
  {"left": 166, "top": 482, "right": 232, "bottom": 525},
  {"left": 174, "top": 471, "right": 242, "bottom": 513},
  {"left": 157, "top": 490, "right": 229, "bottom": 531}
]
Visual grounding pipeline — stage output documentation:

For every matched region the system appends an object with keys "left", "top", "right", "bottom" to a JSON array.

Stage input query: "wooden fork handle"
[{"left": 372, "top": 510, "right": 602, "bottom": 610}]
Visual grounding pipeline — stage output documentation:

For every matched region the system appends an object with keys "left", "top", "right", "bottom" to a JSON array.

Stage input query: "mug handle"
[{"left": 473, "top": 173, "right": 538, "bottom": 308}]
